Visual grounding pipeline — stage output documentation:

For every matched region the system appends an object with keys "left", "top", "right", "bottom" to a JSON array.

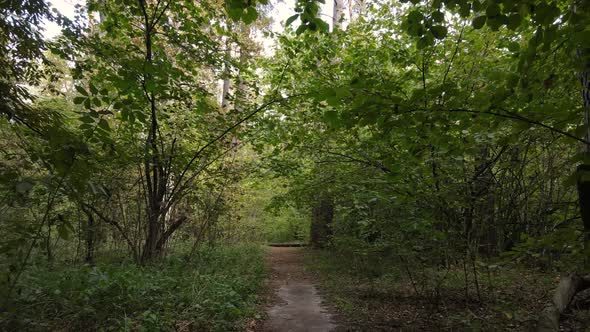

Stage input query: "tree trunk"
[
  {"left": 235, "top": 24, "right": 251, "bottom": 112},
  {"left": 141, "top": 213, "right": 162, "bottom": 262},
  {"left": 139, "top": 0, "right": 169, "bottom": 264},
  {"left": 577, "top": 38, "right": 590, "bottom": 248},
  {"left": 475, "top": 147, "right": 496, "bottom": 255},
  {"left": 45, "top": 219, "right": 53, "bottom": 263},
  {"left": 85, "top": 209, "right": 95, "bottom": 264},
  {"left": 577, "top": 164, "right": 590, "bottom": 245},
  {"left": 308, "top": 0, "right": 346, "bottom": 248},
  {"left": 537, "top": 274, "right": 590, "bottom": 331},
  {"left": 332, "top": 0, "right": 346, "bottom": 30},
  {"left": 155, "top": 216, "right": 187, "bottom": 252},
  {"left": 310, "top": 196, "right": 334, "bottom": 248},
  {"left": 221, "top": 34, "right": 231, "bottom": 111},
  {"left": 349, "top": 0, "right": 365, "bottom": 21}
]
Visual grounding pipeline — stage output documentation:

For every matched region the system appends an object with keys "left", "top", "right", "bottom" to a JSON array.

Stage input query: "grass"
[
  {"left": 304, "top": 249, "right": 562, "bottom": 331},
  {"left": 1, "top": 244, "right": 266, "bottom": 332}
]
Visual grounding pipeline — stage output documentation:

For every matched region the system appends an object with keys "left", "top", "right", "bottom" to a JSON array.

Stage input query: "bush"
[{"left": 1, "top": 244, "right": 266, "bottom": 332}]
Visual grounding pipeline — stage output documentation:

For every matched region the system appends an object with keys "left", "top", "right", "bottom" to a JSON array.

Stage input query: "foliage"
[
  {"left": 1, "top": 244, "right": 266, "bottom": 331},
  {"left": 235, "top": 175, "right": 309, "bottom": 243},
  {"left": 305, "top": 248, "right": 557, "bottom": 330},
  {"left": 257, "top": 0, "right": 587, "bottom": 273}
]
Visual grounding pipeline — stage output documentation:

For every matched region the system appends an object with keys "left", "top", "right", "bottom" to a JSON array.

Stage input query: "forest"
[{"left": 1, "top": 0, "right": 590, "bottom": 330}]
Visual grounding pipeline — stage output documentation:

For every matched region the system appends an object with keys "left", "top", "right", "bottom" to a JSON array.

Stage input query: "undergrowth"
[
  {"left": 305, "top": 249, "right": 560, "bottom": 331},
  {"left": 1, "top": 244, "right": 266, "bottom": 331}
]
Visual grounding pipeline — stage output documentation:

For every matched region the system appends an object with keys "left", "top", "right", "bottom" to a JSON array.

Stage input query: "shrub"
[{"left": 1, "top": 244, "right": 266, "bottom": 332}]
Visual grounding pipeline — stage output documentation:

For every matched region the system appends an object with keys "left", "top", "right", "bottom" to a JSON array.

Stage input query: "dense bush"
[{"left": 1, "top": 244, "right": 266, "bottom": 332}]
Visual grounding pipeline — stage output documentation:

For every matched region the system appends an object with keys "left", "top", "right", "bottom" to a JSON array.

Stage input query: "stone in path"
[{"left": 263, "top": 247, "right": 337, "bottom": 332}]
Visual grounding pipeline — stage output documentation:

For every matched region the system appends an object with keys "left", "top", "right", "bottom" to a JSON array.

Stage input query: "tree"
[
  {"left": 275, "top": 0, "right": 590, "bottom": 328},
  {"left": 56, "top": 0, "right": 281, "bottom": 263}
]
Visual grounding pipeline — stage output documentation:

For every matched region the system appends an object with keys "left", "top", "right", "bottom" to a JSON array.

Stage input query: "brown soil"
[{"left": 259, "top": 247, "right": 337, "bottom": 332}]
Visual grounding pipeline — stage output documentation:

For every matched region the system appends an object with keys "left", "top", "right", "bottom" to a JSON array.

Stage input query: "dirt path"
[{"left": 261, "top": 247, "right": 337, "bottom": 332}]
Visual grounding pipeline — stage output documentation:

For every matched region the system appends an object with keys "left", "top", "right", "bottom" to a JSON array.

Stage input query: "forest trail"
[{"left": 262, "top": 247, "right": 337, "bottom": 332}]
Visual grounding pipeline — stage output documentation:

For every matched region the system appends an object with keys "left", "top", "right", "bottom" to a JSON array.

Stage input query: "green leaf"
[
  {"left": 75, "top": 85, "right": 88, "bottom": 96},
  {"left": 315, "top": 19, "right": 329, "bottom": 33},
  {"left": 135, "top": 111, "right": 146, "bottom": 123},
  {"left": 535, "top": 3, "right": 559, "bottom": 25},
  {"left": 57, "top": 224, "right": 71, "bottom": 240},
  {"left": 113, "top": 101, "right": 125, "bottom": 109},
  {"left": 473, "top": 0, "right": 483, "bottom": 12},
  {"left": 507, "top": 14, "right": 522, "bottom": 30},
  {"left": 507, "top": 41, "right": 520, "bottom": 52},
  {"left": 323, "top": 111, "right": 339, "bottom": 127},
  {"left": 286, "top": 14, "right": 298, "bottom": 26},
  {"left": 407, "top": 10, "right": 424, "bottom": 25},
  {"left": 228, "top": 7, "right": 242, "bottom": 21},
  {"left": 459, "top": 3, "right": 470, "bottom": 18},
  {"left": 431, "top": 11, "right": 444, "bottom": 22},
  {"left": 472, "top": 16, "right": 487, "bottom": 29},
  {"left": 334, "top": 87, "right": 351, "bottom": 98},
  {"left": 543, "top": 26, "right": 557, "bottom": 50},
  {"left": 89, "top": 82, "right": 98, "bottom": 95},
  {"left": 487, "top": 16, "right": 503, "bottom": 31},
  {"left": 295, "top": 24, "right": 307, "bottom": 35},
  {"left": 98, "top": 119, "right": 110, "bottom": 131},
  {"left": 417, "top": 33, "right": 434, "bottom": 49},
  {"left": 80, "top": 116, "right": 95, "bottom": 123},
  {"left": 486, "top": 3, "right": 500, "bottom": 17},
  {"left": 73, "top": 96, "right": 86, "bottom": 104},
  {"left": 243, "top": 7, "right": 258, "bottom": 24},
  {"left": 326, "top": 95, "right": 340, "bottom": 106},
  {"left": 431, "top": 25, "right": 447, "bottom": 39}
]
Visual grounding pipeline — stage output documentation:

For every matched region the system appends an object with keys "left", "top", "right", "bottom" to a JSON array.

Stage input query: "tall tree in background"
[
  {"left": 576, "top": 0, "right": 590, "bottom": 250},
  {"left": 309, "top": 0, "right": 349, "bottom": 248}
]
